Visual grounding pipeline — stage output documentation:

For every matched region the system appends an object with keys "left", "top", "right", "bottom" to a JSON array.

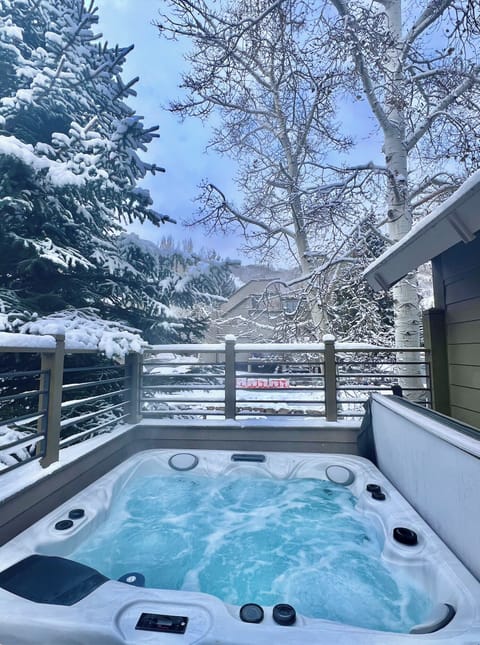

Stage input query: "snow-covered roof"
[
  {"left": 220, "top": 279, "right": 283, "bottom": 315},
  {"left": 364, "top": 169, "right": 480, "bottom": 291}
]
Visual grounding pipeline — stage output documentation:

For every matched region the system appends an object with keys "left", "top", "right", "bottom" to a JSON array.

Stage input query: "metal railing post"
[
  {"left": 224, "top": 335, "right": 237, "bottom": 420},
  {"left": 323, "top": 335, "right": 337, "bottom": 422},
  {"left": 423, "top": 309, "right": 450, "bottom": 414},
  {"left": 35, "top": 357, "right": 50, "bottom": 458},
  {"left": 125, "top": 352, "right": 143, "bottom": 424},
  {"left": 40, "top": 333, "right": 65, "bottom": 468}
]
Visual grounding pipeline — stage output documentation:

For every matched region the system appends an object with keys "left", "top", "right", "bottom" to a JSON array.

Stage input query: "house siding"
[{"left": 439, "top": 232, "right": 480, "bottom": 427}]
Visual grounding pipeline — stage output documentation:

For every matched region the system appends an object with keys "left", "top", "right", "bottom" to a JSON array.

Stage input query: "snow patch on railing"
[{"left": 0, "top": 332, "right": 56, "bottom": 350}]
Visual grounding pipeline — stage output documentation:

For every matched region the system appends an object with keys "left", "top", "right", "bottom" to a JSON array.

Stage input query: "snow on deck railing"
[
  {"left": 148, "top": 341, "right": 399, "bottom": 352},
  {"left": 0, "top": 332, "right": 57, "bottom": 351}
]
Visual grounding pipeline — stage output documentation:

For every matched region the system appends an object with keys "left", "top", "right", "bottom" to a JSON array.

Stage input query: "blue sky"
[{"left": 95, "top": 0, "right": 241, "bottom": 258}]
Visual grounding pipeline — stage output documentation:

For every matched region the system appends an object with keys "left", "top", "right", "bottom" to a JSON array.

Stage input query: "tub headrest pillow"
[{"left": 0, "top": 555, "right": 108, "bottom": 605}]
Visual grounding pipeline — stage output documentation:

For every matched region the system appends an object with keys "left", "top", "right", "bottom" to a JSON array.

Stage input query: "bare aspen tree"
[
  {"left": 327, "top": 0, "right": 480, "bottom": 347},
  {"left": 156, "top": 0, "right": 365, "bottom": 339},
  {"left": 157, "top": 0, "right": 480, "bottom": 346}
]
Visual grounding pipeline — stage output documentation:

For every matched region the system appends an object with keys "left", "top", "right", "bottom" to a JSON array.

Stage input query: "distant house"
[
  {"left": 364, "top": 169, "right": 480, "bottom": 428},
  {"left": 207, "top": 264, "right": 300, "bottom": 343},
  {"left": 207, "top": 278, "right": 296, "bottom": 343}
]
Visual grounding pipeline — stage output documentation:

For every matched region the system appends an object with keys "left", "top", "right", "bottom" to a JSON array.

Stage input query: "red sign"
[{"left": 236, "top": 377, "right": 290, "bottom": 389}]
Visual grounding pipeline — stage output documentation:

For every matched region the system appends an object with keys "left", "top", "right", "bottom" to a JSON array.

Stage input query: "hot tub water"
[{"left": 70, "top": 473, "right": 432, "bottom": 632}]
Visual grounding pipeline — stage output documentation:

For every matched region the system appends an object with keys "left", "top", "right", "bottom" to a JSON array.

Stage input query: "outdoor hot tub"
[{"left": 0, "top": 449, "right": 479, "bottom": 644}]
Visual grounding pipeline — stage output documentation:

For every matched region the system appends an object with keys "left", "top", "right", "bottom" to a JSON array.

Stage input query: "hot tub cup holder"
[
  {"left": 168, "top": 453, "right": 199, "bottom": 471},
  {"left": 326, "top": 465, "right": 355, "bottom": 486}
]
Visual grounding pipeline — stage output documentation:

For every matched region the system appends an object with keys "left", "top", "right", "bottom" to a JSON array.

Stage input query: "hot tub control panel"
[{"left": 135, "top": 612, "right": 188, "bottom": 634}]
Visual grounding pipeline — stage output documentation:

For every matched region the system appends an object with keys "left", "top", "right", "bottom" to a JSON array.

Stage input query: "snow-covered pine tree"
[
  {"left": 325, "top": 216, "right": 393, "bottom": 345},
  {"left": 0, "top": 0, "right": 203, "bottom": 346},
  {"left": 113, "top": 234, "right": 236, "bottom": 344}
]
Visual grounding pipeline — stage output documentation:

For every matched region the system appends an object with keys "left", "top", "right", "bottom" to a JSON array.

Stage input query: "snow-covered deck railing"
[
  {"left": 0, "top": 335, "right": 432, "bottom": 475},
  {"left": 0, "top": 332, "right": 57, "bottom": 352},
  {"left": 0, "top": 335, "right": 138, "bottom": 474},
  {"left": 142, "top": 338, "right": 431, "bottom": 422}
]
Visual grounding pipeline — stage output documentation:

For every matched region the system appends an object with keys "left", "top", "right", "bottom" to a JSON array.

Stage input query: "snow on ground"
[
  {"left": 0, "top": 427, "right": 33, "bottom": 467},
  {"left": 0, "top": 423, "right": 134, "bottom": 495},
  {"left": 145, "top": 384, "right": 377, "bottom": 417}
]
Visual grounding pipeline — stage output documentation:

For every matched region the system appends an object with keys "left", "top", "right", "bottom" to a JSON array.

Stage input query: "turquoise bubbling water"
[{"left": 70, "top": 474, "right": 432, "bottom": 632}]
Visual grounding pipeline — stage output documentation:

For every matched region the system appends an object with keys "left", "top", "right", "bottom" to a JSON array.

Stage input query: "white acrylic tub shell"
[{"left": 0, "top": 450, "right": 479, "bottom": 645}]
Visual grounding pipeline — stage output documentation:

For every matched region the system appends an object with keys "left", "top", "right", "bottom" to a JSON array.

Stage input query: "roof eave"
[{"left": 364, "top": 171, "right": 480, "bottom": 291}]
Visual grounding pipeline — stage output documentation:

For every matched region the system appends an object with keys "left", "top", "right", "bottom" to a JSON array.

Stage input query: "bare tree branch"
[{"left": 406, "top": 67, "right": 480, "bottom": 150}]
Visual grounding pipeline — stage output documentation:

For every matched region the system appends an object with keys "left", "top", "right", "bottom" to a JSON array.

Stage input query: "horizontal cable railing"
[
  {"left": 141, "top": 342, "right": 226, "bottom": 419},
  {"left": 0, "top": 335, "right": 139, "bottom": 473},
  {"left": 142, "top": 339, "right": 431, "bottom": 421},
  {"left": 1, "top": 334, "right": 432, "bottom": 474},
  {"left": 335, "top": 348, "right": 431, "bottom": 418},
  {"left": 0, "top": 366, "right": 49, "bottom": 474},
  {"left": 58, "top": 362, "right": 129, "bottom": 448}
]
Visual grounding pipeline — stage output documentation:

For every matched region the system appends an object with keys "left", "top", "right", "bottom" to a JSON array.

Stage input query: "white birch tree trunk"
[
  {"left": 291, "top": 196, "right": 328, "bottom": 338},
  {"left": 382, "top": 0, "right": 422, "bottom": 390}
]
